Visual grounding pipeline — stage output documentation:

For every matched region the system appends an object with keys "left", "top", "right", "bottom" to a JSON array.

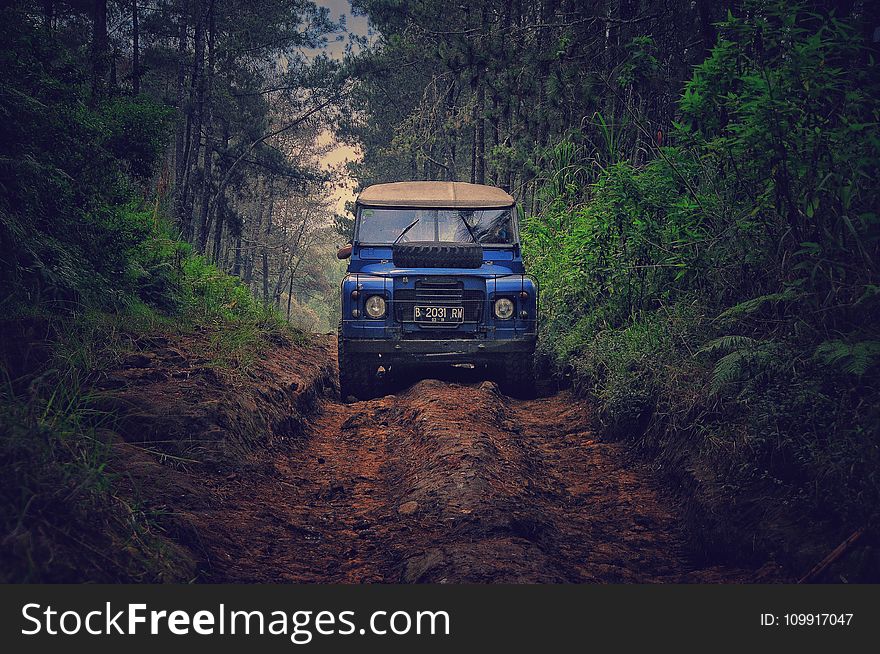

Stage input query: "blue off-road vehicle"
[{"left": 337, "top": 181, "right": 537, "bottom": 400}]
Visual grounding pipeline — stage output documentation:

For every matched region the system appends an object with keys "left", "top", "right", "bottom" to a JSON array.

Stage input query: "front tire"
[
  {"left": 338, "top": 322, "right": 382, "bottom": 401},
  {"left": 497, "top": 352, "right": 536, "bottom": 399}
]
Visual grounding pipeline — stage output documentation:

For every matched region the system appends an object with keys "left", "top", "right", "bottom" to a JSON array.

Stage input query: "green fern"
[
  {"left": 710, "top": 349, "right": 751, "bottom": 391},
  {"left": 716, "top": 290, "right": 799, "bottom": 322},
  {"left": 709, "top": 346, "right": 779, "bottom": 394},
  {"left": 700, "top": 335, "right": 781, "bottom": 394},
  {"left": 697, "top": 335, "right": 759, "bottom": 355},
  {"left": 814, "top": 340, "right": 880, "bottom": 376}
]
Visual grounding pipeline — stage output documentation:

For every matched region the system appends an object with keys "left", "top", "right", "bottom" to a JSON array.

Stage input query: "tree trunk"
[
  {"left": 90, "top": 0, "right": 109, "bottom": 102},
  {"left": 273, "top": 264, "right": 288, "bottom": 307},
  {"left": 197, "top": 0, "right": 216, "bottom": 254},
  {"left": 232, "top": 230, "right": 242, "bottom": 276},
  {"left": 261, "top": 248, "right": 269, "bottom": 303},
  {"left": 211, "top": 203, "right": 224, "bottom": 263},
  {"left": 470, "top": 105, "right": 477, "bottom": 184},
  {"left": 696, "top": 0, "right": 718, "bottom": 55},
  {"left": 274, "top": 215, "right": 308, "bottom": 303},
  {"left": 262, "top": 197, "right": 274, "bottom": 305},
  {"left": 110, "top": 45, "right": 118, "bottom": 90},
  {"left": 446, "top": 81, "right": 457, "bottom": 180},
  {"left": 172, "top": 0, "right": 190, "bottom": 233},
  {"left": 184, "top": 0, "right": 207, "bottom": 243},
  {"left": 132, "top": 0, "right": 140, "bottom": 94},
  {"left": 211, "top": 206, "right": 224, "bottom": 264},
  {"left": 178, "top": 0, "right": 205, "bottom": 244},
  {"left": 476, "top": 79, "right": 486, "bottom": 185},
  {"left": 502, "top": 0, "right": 514, "bottom": 192},
  {"left": 286, "top": 272, "right": 294, "bottom": 321},
  {"left": 211, "top": 51, "right": 234, "bottom": 263},
  {"left": 246, "top": 176, "right": 263, "bottom": 288},
  {"left": 491, "top": 91, "right": 501, "bottom": 186},
  {"left": 505, "top": 91, "right": 514, "bottom": 193}
]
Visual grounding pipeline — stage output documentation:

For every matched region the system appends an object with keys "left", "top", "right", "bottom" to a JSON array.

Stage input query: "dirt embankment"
[
  {"left": 90, "top": 334, "right": 770, "bottom": 582},
  {"left": 97, "top": 332, "right": 335, "bottom": 462},
  {"left": 91, "top": 331, "right": 336, "bottom": 580}
]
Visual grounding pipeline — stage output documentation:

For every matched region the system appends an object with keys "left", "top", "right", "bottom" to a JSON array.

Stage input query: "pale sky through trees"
[{"left": 313, "top": 0, "right": 368, "bottom": 216}]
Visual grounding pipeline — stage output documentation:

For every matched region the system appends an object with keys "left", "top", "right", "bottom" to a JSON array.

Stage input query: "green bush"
[
  {"left": 0, "top": 9, "right": 174, "bottom": 310},
  {"left": 524, "top": 1, "right": 880, "bottom": 570},
  {"left": 0, "top": 10, "right": 298, "bottom": 581}
]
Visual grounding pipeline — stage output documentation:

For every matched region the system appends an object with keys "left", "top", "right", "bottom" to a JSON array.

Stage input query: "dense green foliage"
[
  {"left": 523, "top": 3, "right": 880, "bottom": 567},
  {"left": 0, "top": 10, "right": 168, "bottom": 309}
]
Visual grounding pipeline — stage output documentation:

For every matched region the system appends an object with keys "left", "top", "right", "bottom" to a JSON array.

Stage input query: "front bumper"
[{"left": 344, "top": 335, "right": 536, "bottom": 364}]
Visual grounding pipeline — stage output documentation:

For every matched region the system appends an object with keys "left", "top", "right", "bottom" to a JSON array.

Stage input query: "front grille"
[{"left": 394, "top": 278, "right": 484, "bottom": 325}]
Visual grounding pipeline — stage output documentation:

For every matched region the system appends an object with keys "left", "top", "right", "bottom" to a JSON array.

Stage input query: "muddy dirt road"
[{"left": 184, "top": 353, "right": 749, "bottom": 583}]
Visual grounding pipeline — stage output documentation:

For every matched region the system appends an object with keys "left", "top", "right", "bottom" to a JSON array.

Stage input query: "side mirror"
[{"left": 337, "top": 244, "right": 352, "bottom": 260}]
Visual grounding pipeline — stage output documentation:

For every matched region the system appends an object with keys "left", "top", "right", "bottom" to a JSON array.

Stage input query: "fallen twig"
[{"left": 797, "top": 526, "right": 866, "bottom": 584}]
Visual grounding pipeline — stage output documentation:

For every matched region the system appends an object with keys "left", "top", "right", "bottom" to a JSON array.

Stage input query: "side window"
[{"left": 478, "top": 209, "right": 512, "bottom": 243}]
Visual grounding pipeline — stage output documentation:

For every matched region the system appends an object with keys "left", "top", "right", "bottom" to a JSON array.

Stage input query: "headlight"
[
  {"left": 364, "top": 295, "right": 386, "bottom": 319},
  {"left": 494, "top": 297, "right": 514, "bottom": 320}
]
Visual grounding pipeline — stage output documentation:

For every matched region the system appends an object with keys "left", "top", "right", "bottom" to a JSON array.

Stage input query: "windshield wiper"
[
  {"left": 393, "top": 217, "right": 420, "bottom": 245},
  {"left": 457, "top": 212, "right": 479, "bottom": 243}
]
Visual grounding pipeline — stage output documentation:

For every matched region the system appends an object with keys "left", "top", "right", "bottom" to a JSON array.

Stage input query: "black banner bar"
[{"left": 1, "top": 584, "right": 877, "bottom": 652}]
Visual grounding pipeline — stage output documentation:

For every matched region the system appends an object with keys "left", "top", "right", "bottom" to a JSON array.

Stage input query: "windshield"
[{"left": 356, "top": 207, "right": 516, "bottom": 245}]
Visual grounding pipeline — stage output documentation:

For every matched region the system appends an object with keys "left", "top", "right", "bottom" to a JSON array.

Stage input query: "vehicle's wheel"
[
  {"left": 497, "top": 352, "right": 536, "bottom": 399},
  {"left": 338, "top": 322, "right": 381, "bottom": 401}
]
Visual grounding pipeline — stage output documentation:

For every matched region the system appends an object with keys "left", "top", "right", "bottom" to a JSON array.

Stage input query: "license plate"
[{"left": 414, "top": 305, "right": 464, "bottom": 323}]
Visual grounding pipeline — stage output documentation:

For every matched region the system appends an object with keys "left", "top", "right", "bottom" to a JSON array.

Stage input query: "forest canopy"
[{"left": 0, "top": 0, "right": 347, "bottom": 332}]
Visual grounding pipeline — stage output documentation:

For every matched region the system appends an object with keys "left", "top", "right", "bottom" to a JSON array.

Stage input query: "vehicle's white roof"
[{"left": 357, "top": 181, "right": 514, "bottom": 208}]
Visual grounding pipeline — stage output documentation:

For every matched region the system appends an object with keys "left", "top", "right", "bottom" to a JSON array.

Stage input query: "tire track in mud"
[{"left": 204, "top": 369, "right": 748, "bottom": 583}]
